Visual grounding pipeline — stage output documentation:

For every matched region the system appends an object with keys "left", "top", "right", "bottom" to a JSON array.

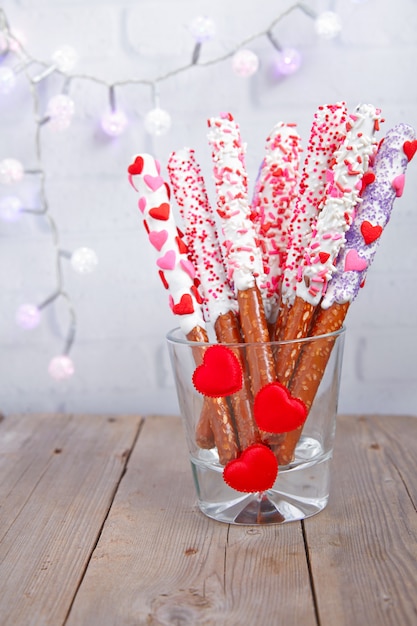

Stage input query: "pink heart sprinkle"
[
  {"left": 344, "top": 249, "right": 368, "bottom": 272},
  {"left": 392, "top": 174, "right": 405, "bottom": 197},
  {"left": 180, "top": 259, "right": 195, "bottom": 279},
  {"left": 157, "top": 249, "right": 176, "bottom": 271},
  {"left": 144, "top": 174, "right": 164, "bottom": 192},
  {"left": 149, "top": 230, "right": 168, "bottom": 251},
  {"left": 138, "top": 197, "right": 146, "bottom": 213}
]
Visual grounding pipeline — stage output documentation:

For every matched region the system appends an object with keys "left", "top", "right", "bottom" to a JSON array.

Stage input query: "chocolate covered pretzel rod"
[
  {"left": 277, "top": 122, "right": 416, "bottom": 465},
  {"left": 167, "top": 148, "right": 259, "bottom": 450},
  {"left": 207, "top": 113, "right": 277, "bottom": 398},
  {"left": 251, "top": 121, "right": 302, "bottom": 325},
  {"left": 127, "top": 153, "right": 239, "bottom": 464},
  {"left": 275, "top": 103, "right": 383, "bottom": 387},
  {"left": 276, "top": 102, "right": 348, "bottom": 338}
]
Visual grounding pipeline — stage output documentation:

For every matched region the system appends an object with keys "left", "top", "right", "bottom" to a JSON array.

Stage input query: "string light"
[
  {"left": 314, "top": 11, "right": 342, "bottom": 39},
  {"left": 0, "top": 195, "right": 22, "bottom": 222},
  {"left": 0, "top": 65, "right": 16, "bottom": 93},
  {"left": 0, "top": 2, "right": 346, "bottom": 380},
  {"left": 232, "top": 49, "right": 259, "bottom": 77},
  {"left": 46, "top": 93, "right": 75, "bottom": 131},
  {"left": 0, "top": 157, "right": 24, "bottom": 184}
]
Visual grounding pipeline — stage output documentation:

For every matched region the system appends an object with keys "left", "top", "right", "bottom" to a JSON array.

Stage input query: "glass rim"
[{"left": 166, "top": 323, "right": 346, "bottom": 348}]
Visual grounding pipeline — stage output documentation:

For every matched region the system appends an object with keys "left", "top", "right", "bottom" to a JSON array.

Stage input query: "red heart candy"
[
  {"left": 171, "top": 293, "right": 194, "bottom": 316},
  {"left": 360, "top": 220, "right": 383, "bottom": 245},
  {"left": 359, "top": 171, "right": 376, "bottom": 196},
  {"left": 149, "top": 203, "right": 170, "bottom": 221},
  {"left": 319, "top": 251, "right": 330, "bottom": 264},
  {"left": 192, "top": 345, "right": 242, "bottom": 398},
  {"left": 223, "top": 444, "right": 278, "bottom": 493},
  {"left": 254, "top": 382, "right": 307, "bottom": 434},
  {"left": 403, "top": 140, "right": 417, "bottom": 162},
  {"left": 127, "top": 156, "right": 144, "bottom": 175}
]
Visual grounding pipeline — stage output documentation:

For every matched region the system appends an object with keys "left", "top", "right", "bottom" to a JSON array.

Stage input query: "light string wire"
[{"left": 0, "top": 1, "right": 337, "bottom": 379}]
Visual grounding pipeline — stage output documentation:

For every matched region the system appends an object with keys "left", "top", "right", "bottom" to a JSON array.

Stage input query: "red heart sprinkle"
[
  {"left": 254, "top": 382, "right": 307, "bottom": 434},
  {"left": 171, "top": 293, "right": 194, "bottom": 316},
  {"left": 403, "top": 140, "right": 417, "bottom": 162},
  {"left": 318, "top": 252, "right": 330, "bottom": 264},
  {"left": 360, "top": 220, "right": 383, "bottom": 245},
  {"left": 359, "top": 171, "right": 376, "bottom": 196},
  {"left": 127, "top": 156, "right": 144, "bottom": 175},
  {"left": 223, "top": 444, "right": 278, "bottom": 493},
  {"left": 176, "top": 235, "right": 188, "bottom": 254},
  {"left": 191, "top": 284, "right": 203, "bottom": 304},
  {"left": 192, "top": 345, "right": 243, "bottom": 398},
  {"left": 149, "top": 203, "right": 170, "bottom": 221}
]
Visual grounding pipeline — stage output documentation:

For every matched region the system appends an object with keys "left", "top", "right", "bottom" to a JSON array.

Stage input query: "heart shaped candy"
[
  {"left": 403, "top": 140, "right": 417, "bottom": 162},
  {"left": 127, "top": 156, "right": 144, "bottom": 175},
  {"left": 157, "top": 250, "right": 176, "bottom": 271},
  {"left": 223, "top": 444, "right": 278, "bottom": 493},
  {"left": 360, "top": 220, "right": 383, "bottom": 245},
  {"left": 149, "top": 203, "right": 170, "bottom": 221},
  {"left": 192, "top": 345, "right": 243, "bottom": 398},
  {"left": 254, "top": 382, "right": 307, "bottom": 434},
  {"left": 344, "top": 249, "right": 368, "bottom": 272},
  {"left": 149, "top": 230, "right": 168, "bottom": 251},
  {"left": 392, "top": 174, "right": 405, "bottom": 198},
  {"left": 144, "top": 174, "right": 164, "bottom": 192},
  {"left": 171, "top": 293, "right": 195, "bottom": 316}
]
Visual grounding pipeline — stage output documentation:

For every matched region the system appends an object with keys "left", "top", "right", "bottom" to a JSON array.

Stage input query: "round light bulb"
[
  {"left": 0, "top": 158, "right": 24, "bottom": 185},
  {"left": 48, "top": 355, "right": 75, "bottom": 380},
  {"left": 0, "top": 195, "right": 23, "bottom": 222},
  {"left": 189, "top": 16, "right": 216, "bottom": 43},
  {"left": 275, "top": 47, "right": 302, "bottom": 76},
  {"left": 315, "top": 12, "right": 342, "bottom": 39},
  {"left": 46, "top": 94, "right": 75, "bottom": 131},
  {"left": 52, "top": 46, "right": 78, "bottom": 72},
  {"left": 232, "top": 49, "right": 259, "bottom": 77},
  {"left": 101, "top": 109, "right": 128, "bottom": 137},
  {"left": 71, "top": 247, "right": 98, "bottom": 274},
  {"left": 16, "top": 303, "right": 41, "bottom": 329},
  {"left": 0, "top": 66, "right": 17, "bottom": 94},
  {"left": 144, "top": 107, "right": 172, "bottom": 136}
]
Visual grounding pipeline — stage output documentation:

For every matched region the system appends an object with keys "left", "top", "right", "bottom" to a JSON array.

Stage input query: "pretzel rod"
[
  {"left": 127, "top": 153, "right": 239, "bottom": 464},
  {"left": 277, "top": 122, "right": 416, "bottom": 465},
  {"left": 207, "top": 113, "right": 277, "bottom": 399},
  {"left": 276, "top": 102, "right": 349, "bottom": 337},
  {"left": 275, "top": 103, "right": 383, "bottom": 387},
  {"left": 167, "top": 148, "right": 259, "bottom": 450},
  {"left": 251, "top": 122, "right": 302, "bottom": 324}
]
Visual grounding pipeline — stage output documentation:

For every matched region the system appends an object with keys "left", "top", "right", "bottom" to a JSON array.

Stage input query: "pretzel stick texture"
[
  {"left": 168, "top": 148, "right": 259, "bottom": 451},
  {"left": 127, "top": 153, "right": 239, "bottom": 464}
]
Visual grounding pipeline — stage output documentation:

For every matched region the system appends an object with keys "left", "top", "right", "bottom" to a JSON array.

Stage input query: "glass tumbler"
[{"left": 166, "top": 326, "right": 345, "bottom": 525}]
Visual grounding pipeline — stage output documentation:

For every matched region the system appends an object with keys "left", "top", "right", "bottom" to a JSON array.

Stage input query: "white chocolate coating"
[
  {"left": 322, "top": 123, "right": 416, "bottom": 308},
  {"left": 281, "top": 102, "right": 348, "bottom": 307},
  {"left": 251, "top": 121, "right": 302, "bottom": 322},
  {"left": 167, "top": 148, "right": 237, "bottom": 323},
  {"left": 127, "top": 153, "right": 205, "bottom": 335},
  {"left": 207, "top": 113, "right": 264, "bottom": 292},
  {"left": 296, "top": 103, "right": 383, "bottom": 306}
]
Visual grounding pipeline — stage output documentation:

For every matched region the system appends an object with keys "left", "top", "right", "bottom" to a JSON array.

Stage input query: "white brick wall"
[{"left": 1, "top": 0, "right": 417, "bottom": 417}]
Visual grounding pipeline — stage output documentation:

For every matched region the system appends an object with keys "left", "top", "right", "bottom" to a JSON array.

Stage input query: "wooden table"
[{"left": 1, "top": 413, "right": 416, "bottom": 625}]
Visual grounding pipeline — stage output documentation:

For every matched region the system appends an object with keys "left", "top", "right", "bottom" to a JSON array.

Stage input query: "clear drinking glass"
[{"left": 166, "top": 326, "right": 345, "bottom": 525}]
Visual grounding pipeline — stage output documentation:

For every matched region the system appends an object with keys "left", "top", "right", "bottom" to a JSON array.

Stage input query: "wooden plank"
[
  {"left": 67, "top": 415, "right": 316, "bottom": 626},
  {"left": 0, "top": 413, "right": 142, "bottom": 626},
  {"left": 304, "top": 414, "right": 417, "bottom": 626}
]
